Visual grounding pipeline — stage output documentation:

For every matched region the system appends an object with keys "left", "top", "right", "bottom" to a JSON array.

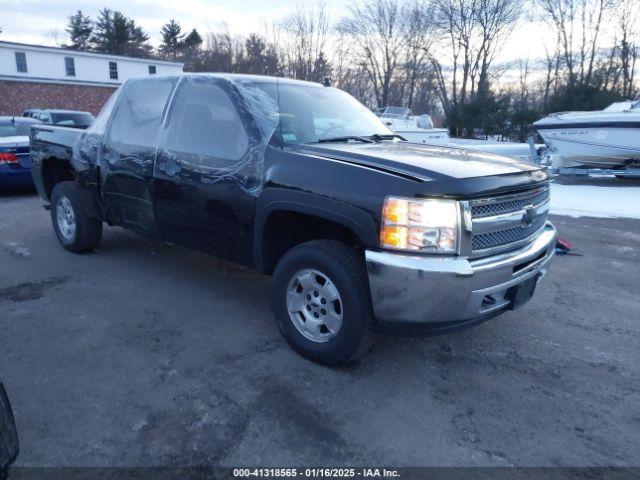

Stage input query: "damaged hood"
[{"left": 298, "top": 141, "right": 540, "bottom": 182}]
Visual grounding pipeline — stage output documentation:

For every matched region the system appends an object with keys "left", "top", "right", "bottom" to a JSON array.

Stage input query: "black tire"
[
  {"left": 50, "top": 181, "right": 102, "bottom": 253},
  {"left": 271, "top": 240, "right": 374, "bottom": 366}
]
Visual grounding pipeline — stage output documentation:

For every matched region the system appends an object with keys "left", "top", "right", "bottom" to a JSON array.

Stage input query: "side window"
[
  {"left": 162, "top": 80, "right": 249, "bottom": 161},
  {"left": 65, "top": 57, "right": 76, "bottom": 77},
  {"left": 108, "top": 79, "right": 176, "bottom": 147},
  {"left": 15, "top": 52, "right": 27, "bottom": 73}
]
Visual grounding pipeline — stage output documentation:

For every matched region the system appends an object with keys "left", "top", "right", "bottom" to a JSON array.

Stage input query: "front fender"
[{"left": 253, "top": 187, "right": 379, "bottom": 271}]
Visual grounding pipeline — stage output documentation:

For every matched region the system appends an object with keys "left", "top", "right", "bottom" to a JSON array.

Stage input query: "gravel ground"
[{"left": 1, "top": 191, "right": 639, "bottom": 467}]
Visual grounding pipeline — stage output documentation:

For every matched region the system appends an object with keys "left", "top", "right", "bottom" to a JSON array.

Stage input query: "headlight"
[{"left": 380, "top": 197, "right": 458, "bottom": 253}]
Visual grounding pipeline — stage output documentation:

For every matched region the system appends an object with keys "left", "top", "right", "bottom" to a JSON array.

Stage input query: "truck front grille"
[
  {"left": 471, "top": 188, "right": 549, "bottom": 218},
  {"left": 469, "top": 184, "right": 550, "bottom": 256}
]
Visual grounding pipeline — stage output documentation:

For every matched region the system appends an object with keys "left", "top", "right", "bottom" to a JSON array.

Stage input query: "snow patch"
[
  {"left": 550, "top": 184, "right": 640, "bottom": 220},
  {"left": 3, "top": 242, "right": 31, "bottom": 258}
]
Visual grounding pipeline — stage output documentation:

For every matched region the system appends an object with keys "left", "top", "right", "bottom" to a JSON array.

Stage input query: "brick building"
[{"left": 0, "top": 41, "right": 183, "bottom": 116}]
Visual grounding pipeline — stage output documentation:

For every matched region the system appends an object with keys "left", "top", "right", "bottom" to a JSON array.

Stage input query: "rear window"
[
  {"left": 0, "top": 123, "right": 32, "bottom": 137},
  {"left": 50, "top": 112, "right": 95, "bottom": 127}
]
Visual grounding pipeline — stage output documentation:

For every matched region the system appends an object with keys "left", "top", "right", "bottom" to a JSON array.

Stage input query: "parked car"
[
  {"left": 30, "top": 74, "right": 556, "bottom": 365},
  {"left": 0, "top": 381, "right": 19, "bottom": 476},
  {"left": 23, "top": 109, "right": 95, "bottom": 129},
  {"left": 0, "top": 116, "right": 40, "bottom": 189}
]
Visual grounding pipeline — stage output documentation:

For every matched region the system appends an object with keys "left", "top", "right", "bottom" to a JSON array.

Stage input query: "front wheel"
[
  {"left": 271, "top": 240, "right": 374, "bottom": 366},
  {"left": 51, "top": 181, "right": 102, "bottom": 253}
]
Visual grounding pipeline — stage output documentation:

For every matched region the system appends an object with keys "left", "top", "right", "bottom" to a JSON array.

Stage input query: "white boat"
[
  {"left": 376, "top": 106, "right": 536, "bottom": 162},
  {"left": 533, "top": 100, "right": 640, "bottom": 168}
]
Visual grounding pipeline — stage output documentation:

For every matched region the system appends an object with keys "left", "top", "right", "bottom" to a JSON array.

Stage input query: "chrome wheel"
[
  {"left": 286, "top": 269, "right": 343, "bottom": 343},
  {"left": 56, "top": 196, "right": 76, "bottom": 241}
]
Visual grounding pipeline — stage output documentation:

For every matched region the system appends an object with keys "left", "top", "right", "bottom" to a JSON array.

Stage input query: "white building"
[{"left": 0, "top": 41, "right": 183, "bottom": 116}]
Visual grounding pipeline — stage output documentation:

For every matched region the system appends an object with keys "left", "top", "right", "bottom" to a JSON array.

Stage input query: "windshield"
[
  {"left": 239, "top": 81, "right": 393, "bottom": 144},
  {"left": 0, "top": 122, "right": 32, "bottom": 137},
  {"left": 51, "top": 112, "right": 95, "bottom": 127},
  {"left": 379, "top": 106, "right": 411, "bottom": 118}
]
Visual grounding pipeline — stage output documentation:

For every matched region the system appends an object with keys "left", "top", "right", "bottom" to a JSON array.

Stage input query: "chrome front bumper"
[{"left": 365, "top": 222, "right": 557, "bottom": 326}]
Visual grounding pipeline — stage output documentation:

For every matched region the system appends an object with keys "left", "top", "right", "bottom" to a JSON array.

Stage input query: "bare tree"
[
  {"left": 542, "top": 43, "right": 562, "bottom": 109},
  {"left": 338, "top": 0, "right": 409, "bottom": 108},
  {"left": 337, "top": 0, "right": 436, "bottom": 109},
  {"left": 616, "top": 0, "right": 639, "bottom": 97},
  {"left": 201, "top": 25, "right": 245, "bottom": 73},
  {"left": 429, "top": 0, "right": 522, "bottom": 134},
  {"left": 535, "top": 0, "right": 615, "bottom": 87},
  {"left": 401, "top": 0, "right": 435, "bottom": 108},
  {"left": 280, "top": 2, "right": 331, "bottom": 81}
]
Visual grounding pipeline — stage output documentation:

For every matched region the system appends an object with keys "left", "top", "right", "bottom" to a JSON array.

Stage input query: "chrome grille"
[
  {"left": 472, "top": 216, "right": 547, "bottom": 251},
  {"left": 469, "top": 184, "right": 550, "bottom": 256},
  {"left": 471, "top": 188, "right": 549, "bottom": 218}
]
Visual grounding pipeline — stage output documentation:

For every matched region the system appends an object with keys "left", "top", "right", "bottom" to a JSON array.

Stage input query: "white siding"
[{"left": 0, "top": 42, "right": 183, "bottom": 85}]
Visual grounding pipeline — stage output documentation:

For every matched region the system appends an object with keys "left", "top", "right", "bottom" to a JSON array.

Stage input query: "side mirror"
[{"left": 0, "top": 382, "right": 19, "bottom": 475}]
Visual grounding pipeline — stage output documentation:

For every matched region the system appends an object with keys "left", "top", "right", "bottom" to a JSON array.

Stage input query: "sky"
[{"left": 0, "top": 0, "right": 586, "bottom": 68}]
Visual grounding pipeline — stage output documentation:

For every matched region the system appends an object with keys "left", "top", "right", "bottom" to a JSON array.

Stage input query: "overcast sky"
[{"left": 0, "top": 0, "right": 568, "bottom": 67}]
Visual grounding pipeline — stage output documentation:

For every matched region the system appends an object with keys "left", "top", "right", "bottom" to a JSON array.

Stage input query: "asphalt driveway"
[{"left": 1, "top": 192, "right": 639, "bottom": 467}]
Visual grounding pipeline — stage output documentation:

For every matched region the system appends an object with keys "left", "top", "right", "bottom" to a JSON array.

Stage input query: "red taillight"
[{"left": 0, "top": 152, "right": 18, "bottom": 164}]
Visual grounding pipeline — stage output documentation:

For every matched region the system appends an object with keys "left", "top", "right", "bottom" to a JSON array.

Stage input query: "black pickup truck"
[{"left": 30, "top": 74, "right": 556, "bottom": 365}]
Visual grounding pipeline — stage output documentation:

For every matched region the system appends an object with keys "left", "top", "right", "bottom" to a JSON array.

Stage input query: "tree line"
[{"left": 63, "top": 0, "right": 639, "bottom": 141}]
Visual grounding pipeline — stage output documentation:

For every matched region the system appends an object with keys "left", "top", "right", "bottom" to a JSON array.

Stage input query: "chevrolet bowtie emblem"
[{"left": 522, "top": 205, "right": 536, "bottom": 225}]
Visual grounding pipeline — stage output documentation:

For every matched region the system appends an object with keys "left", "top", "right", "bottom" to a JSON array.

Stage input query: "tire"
[
  {"left": 271, "top": 240, "right": 374, "bottom": 366},
  {"left": 50, "top": 181, "right": 102, "bottom": 253}
]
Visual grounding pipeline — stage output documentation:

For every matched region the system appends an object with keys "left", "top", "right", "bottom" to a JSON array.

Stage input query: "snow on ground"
[{"left": 550, "top": 183, "right": 640, "bottom": 220}]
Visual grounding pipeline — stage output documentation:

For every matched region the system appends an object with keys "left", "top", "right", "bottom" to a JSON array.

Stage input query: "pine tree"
[
  {"left": 90, "top": 8, "right": 115, "bottom": 53},
  {"left": 243, "top": 34, "right": 267, "bottom": 74},
  {"left": 90, "top": 8, "right": 151, "bottom": 57},
  {"left": 160, "top": 20, "right": 184, "bottom": 61},
  {"left": 127, "top": 22, "right": 152, "bottom": 57},
  {"left": 183, "top": 28, "right": 203, "bottom": 50},
  {"left": 111, "top": 11, "right": 130, "bottom": 55},
  {"left": 182, "top": 29, "right": 203, "bottom": 71},
  {"left": 312, "top": 52, "right": 332, "bottom": 83},
  {"left": 65, "top": 10, "right": 93, "bottom": 50}
]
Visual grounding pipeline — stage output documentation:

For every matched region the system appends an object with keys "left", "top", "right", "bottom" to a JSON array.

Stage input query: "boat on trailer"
[
  {"left": 375, "top": 106, "right": 537, "bottom": 162},
  {"left": 533, "top": 100, "right": 640, "bottom": 168}
]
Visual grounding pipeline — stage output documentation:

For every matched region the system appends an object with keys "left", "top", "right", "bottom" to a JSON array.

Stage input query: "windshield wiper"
[
  {"left": 316, "top": 135, "right": 374, "bottom": 143},
  {"left": 368, "top": 133, "right": 407, "bottom": 142}
]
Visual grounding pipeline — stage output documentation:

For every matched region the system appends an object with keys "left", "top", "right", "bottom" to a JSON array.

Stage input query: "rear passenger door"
[
  {"left": 101, "top": 77, "right": 177, "bottom": 235},
  {"left": 152, "top": 76, "right": 256, "bottom": 264}
]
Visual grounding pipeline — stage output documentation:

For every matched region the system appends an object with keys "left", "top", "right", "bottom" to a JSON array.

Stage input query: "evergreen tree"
[
  {"left": 182, "top": 28, "right": 203, "bottom": 71},
  {"left": 243, "top": 34, "right": 267, "bottom": 74},
  {"left": 159, "top": 20, "right": 184, "bottom": 60},
  {"left": 90, "top": 8, "right": 151, "bottom": 57},
  {"left": 312, "top": 51, "right": 331, "bottom": 83},
  {"left": 126, "top": 19, "right": 152, "bottom": 57},
  {"left": 65, "top": 10, "right": 93, "bottom": 50},
  {"left": 90, "top": 8, "right": 115, "bottom": 53},
  {"left": 111, "top": 11, "right": 130, "bottom": 55},
  {"left": 183, "top": 29, "right": 203, "bottom": 49}
]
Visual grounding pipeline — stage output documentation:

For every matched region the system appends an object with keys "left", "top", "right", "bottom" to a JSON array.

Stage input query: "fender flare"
[{"left": 253, "top": 188, "right": 379, "bottom": 272}]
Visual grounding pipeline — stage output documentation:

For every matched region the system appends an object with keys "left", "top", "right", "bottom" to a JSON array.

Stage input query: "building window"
[
  {"left": 109, "top": 61, "right": 118, "bottom": 80},
  {"left": 15, "top": 52, "right": 27, "bottom": 73},
  {"left": 65, "top": 57, "right": 76, "bottom": 77},
  {"left": 148, "top": 65, "right": 156, "bottom": 75}
]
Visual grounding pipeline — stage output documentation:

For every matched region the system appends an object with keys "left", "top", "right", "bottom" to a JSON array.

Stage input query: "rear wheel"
[
  {"left": 271, "top": 240, "right": 374, "bottom": 366},
  {"left": 51, "top": 181, "right": 102, "bottom": 253}
]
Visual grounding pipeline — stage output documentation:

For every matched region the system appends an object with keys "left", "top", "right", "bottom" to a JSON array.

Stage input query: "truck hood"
[{"left": 299, "top": 141, "right": 540, "bottom": 182}]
